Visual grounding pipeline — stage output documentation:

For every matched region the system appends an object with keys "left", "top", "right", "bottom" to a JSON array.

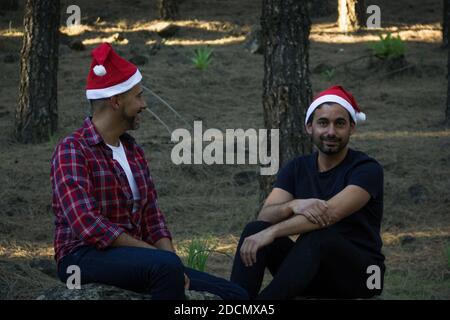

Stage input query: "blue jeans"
[{"left": 57, "top": 245, "right": 248, "bottom": 300}]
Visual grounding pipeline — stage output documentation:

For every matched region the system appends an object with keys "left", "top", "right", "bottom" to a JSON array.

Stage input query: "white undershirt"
[{"left": 107, "top": 141, "right": 140, "bottom": 212}]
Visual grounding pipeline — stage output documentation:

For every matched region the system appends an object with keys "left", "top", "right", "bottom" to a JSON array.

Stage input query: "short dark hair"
[
  {"left": 306, "top": 103, "right": 355, "bottom": 124},
  {"left": 89, "top": 98, "right": 110, "bottom": 113}
]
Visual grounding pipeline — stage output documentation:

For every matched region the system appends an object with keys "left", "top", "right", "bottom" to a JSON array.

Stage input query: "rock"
[
  {"left": 154, "top": 22, "right": 179, "bottom": 38},
  {"left": 313, "top": 63, "right": 334, "bottom": 74},
  {"left": 36, "top": 283, "right": 221, "bottom": 300},
  {"left": 30, "top": 259, "right": 58, "bottom": 279},
  {"left": 129, "top": 55, "right": 149, "bottom": 66},
  {"left": 233, "top": 171, "right": 258, "bottom": 186},
  {"left": 400, "top": 235, "right": 416, "bottom": 246},
  {"left": 3, "top": 54, "right": 18, "bottom": 63},
  {"left": 68, "top": 40, "right": 85, "bottom": 51},
  {"left": 408, "top": 184, "right": 428, "bottom": 204},
  {"left": 244, "top": 26, "right": 263, "bottom": 54}
]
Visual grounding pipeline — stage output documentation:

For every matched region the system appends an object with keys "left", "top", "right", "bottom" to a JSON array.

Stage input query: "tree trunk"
[
  {"left": 159, "top": 0, "right": 179, "bottom": 20},
  {"left": 259, "top": 0, "right": 313, "bottom": 204},
  {"left": 16, "top": 0, "right": 60, "bottom": 144},
  {"left": 443, "top": 0, "right": 450, "bottom": 48},
  {"left": 308, "top": 0, "right": 332, "bottom": 18},
  {"left": 446, "top": 42, "right": 450, "bottom": 126},
  {"left": 0, "top": 0, "right": 19, "bottom": 11},
  {"left": 338, "top": 0, "right": 365, "bottom": 32}
]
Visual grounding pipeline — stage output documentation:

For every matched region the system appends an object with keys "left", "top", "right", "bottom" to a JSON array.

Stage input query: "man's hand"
[
  {"left": 240, "top": 229, "right": 275, "bottom": 267},
  {"left": 289, "top": 199, "right": 330, "bottom": 227},
  {"left": 184, "top": 273, "right": 190, "bottom": 290}
]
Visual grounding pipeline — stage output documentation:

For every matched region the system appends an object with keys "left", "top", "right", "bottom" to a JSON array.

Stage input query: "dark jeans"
[
  {"left": 230, "top": 221, "right": 385, "bottom": 300},
  {"left": 57, "top": 245, "right": 248, "bottom": 300}
]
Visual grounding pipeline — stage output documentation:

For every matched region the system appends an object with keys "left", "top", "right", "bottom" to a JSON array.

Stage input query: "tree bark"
[
  {"left": 446, "top": 41, "right": 450, "bottom": 126},
  {"left": 159, "top": 0, "right": 179, "bottom": 20},
  {"left": 443, "top": 0, "right": 450, "bottom": 48},
  {"left": 0, "top": 0, "right": 19, "bottom": 11},
  {"left": 338, "top": 0, "right": 365, "bottom": 32},
  {"left": 308, "top": 0, "right": 332, "bottom": 18},
  {"left": 16, "top": 0, "right": 60, "bottom": 143},
  {"left": 259, "top": 0, "right": 313, "bottom": 204}
]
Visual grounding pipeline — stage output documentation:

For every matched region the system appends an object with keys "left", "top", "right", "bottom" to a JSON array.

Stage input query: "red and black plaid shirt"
[{"left": 51, "top": 117, "right": 172, "bottom": 264}]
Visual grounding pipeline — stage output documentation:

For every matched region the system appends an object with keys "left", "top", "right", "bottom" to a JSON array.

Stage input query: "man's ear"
[
  {"left": 349, "top": 121, "right": 356, "bottom": 136},
  {"left": 110, "top": 95, "right": 120, "bottom": 110},
  {"left": 306, "top": 122, "right": 313, "bottom": 135}
]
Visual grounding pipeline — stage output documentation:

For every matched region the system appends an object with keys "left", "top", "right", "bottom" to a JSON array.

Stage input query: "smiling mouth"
[{"left": 323, "top": 141, "right": 339, "bottom": 147}]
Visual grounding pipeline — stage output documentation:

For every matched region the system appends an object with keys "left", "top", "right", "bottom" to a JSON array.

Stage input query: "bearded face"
[{"left": 307, "top": 103, "right": 355, "bottom": 155}]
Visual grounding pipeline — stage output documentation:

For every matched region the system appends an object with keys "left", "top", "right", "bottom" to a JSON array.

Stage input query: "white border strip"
[{"left": 86, "top": 69, "right": 142, "bottom": 99}]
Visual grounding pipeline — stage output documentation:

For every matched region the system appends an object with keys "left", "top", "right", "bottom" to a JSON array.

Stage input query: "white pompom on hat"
[
  {"left": 305, "top": 85, "right": 366, "bottom": 125},
  {"left": 85, "top": 42, "right": 142, "bottom": 99}
]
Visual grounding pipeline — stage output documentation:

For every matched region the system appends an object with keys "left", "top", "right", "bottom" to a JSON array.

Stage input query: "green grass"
[
  {"left": 321, "top": 68, "right": 335, "bottom": 81},
  {"left": 370, "top": 33, "right": 406, "bottom": 59},
  {"left": 183, "top": 236, "right": 218, "bottom": 272},
  {"left": 382, "top": 269, "right": 450, "bottom": 300},
  {"left": 191, "top": 47, "right": 213, "bottom": 70}
]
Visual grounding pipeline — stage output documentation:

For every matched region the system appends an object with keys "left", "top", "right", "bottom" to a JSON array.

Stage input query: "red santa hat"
[
  {"left": 305, "top": 85, "right": 366, "bottom": 125},
  {"left": 86, "top": 42, "right": 142, "bottom": 99}
]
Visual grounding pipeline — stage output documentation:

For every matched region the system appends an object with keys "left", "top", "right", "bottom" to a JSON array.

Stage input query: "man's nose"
[{"left": 327, "top": 124, "right": 336, "bottom": 135}]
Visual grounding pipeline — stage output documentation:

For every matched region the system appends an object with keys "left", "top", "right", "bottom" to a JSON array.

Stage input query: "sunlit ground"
[{"left": 1, "top": 20, "right": 442, "bottom": 46}]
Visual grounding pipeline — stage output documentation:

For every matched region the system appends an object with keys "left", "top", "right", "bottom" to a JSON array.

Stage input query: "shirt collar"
[{"left": 81, "top": 117, "right": 136, "bottom": 147}]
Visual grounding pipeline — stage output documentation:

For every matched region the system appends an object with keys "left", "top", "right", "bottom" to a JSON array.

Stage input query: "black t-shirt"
[{"left": 274, "top": 148, "right": 384, "bottom": 260}]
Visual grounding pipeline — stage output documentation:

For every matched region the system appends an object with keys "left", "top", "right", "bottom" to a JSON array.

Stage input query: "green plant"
[
  {"left": 184, "top": 237, "right": 217, "bottom": 272},
  {"left": 370, "top": 33, "right": 405, "bottom": 59},
  {"left": 191, "top": 47, "right": 213, "bottom": 70},
  {"left": 321, "top": 68, "right": 335, "bottom": 81}
]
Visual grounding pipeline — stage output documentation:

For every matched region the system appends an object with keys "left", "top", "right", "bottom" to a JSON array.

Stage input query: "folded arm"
[{"left": 241, "top": 185, "right": 371, "bottom": 266}]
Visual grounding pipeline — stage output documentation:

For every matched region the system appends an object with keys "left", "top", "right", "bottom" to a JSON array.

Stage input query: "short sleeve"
[
  {"left": 273, "top": 159, "right": 297, "bottom": 196},
  {"left": 348, "top": 161, "right": 383, "bottom": 200}
]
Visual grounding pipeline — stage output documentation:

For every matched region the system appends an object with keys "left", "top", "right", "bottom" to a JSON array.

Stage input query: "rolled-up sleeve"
[{"left": 51, "top": 141, "right": 124, "bottom": 249}]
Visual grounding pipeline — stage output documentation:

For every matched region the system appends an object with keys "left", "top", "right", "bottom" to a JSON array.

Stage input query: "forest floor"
[{"left": 0, "top": 0, "right": 449, "bottom": 299}]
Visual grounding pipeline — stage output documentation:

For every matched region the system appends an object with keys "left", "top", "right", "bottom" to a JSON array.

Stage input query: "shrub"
[
  {"left": 370, "top": 33, "right": 405, "bottom": 59},
  {"left": 191, "top": 47, "right": 213, "bottom": 70}
]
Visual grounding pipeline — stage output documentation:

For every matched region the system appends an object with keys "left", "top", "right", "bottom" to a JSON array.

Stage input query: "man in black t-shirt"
[{"left": 230, "top": 85, "right": 386, "bottom": 299}]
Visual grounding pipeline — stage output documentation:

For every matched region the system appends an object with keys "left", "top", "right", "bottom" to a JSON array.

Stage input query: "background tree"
[
  {"left": 16, "top": 0, "right": 60, "bottom": 143},
  {"left": 0, "top": 0, "right": 18, "bottom": 11},
  {"left": 259, "top": 0, "right": 313, "bottom": 203},
  {"left": 159, "top": 0, "right": 179, "bottom": 20},
  {"left": 443, "top": 0, "right": 450, "bottom": 48},
  {"left": 338, "top": 0, "right": 365, "bottom": 33},
  {"left": 446, "top": 41, "right": 450, "bottom": 126},
  {"left": 308, "top": 0, "right": 333, "bottom": 18}
]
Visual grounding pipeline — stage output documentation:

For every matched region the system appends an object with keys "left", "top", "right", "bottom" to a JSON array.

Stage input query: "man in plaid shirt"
[{"left": 51, "top": 43, "right": 247, "bottom": 300}]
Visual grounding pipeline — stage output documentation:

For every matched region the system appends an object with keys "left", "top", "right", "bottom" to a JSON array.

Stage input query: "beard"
[
  {"left": 312, "top": 133, "right": 349, "bottom": 155},
  {"left": 122, "top": 110, "right": 140, "bottom": 130}
]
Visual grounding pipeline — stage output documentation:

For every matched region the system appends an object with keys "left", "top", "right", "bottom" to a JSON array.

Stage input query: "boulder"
[{"left": 36, "top": 283, "right": 221, "bottom": 300}]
